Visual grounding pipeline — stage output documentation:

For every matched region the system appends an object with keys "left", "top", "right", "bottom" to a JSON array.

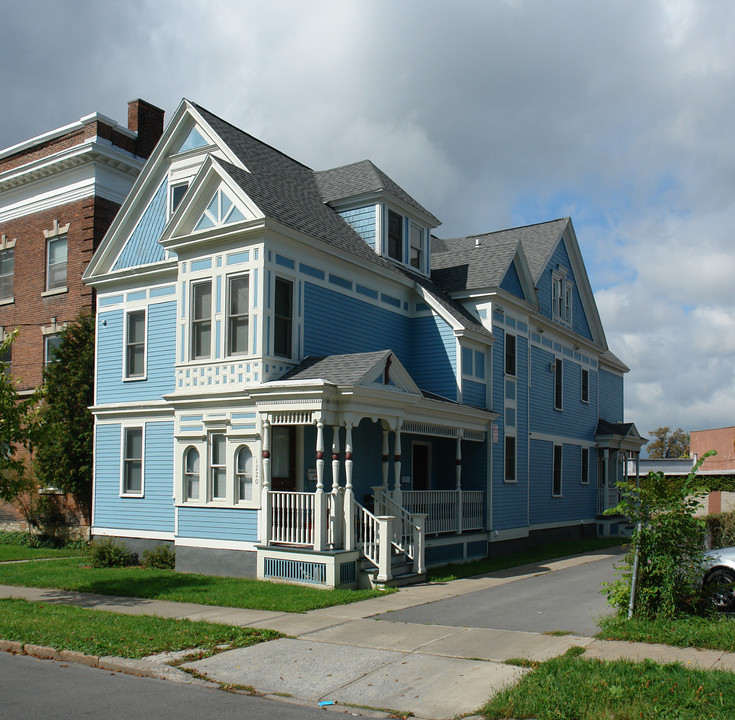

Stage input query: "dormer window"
[
  {"left": 552, "top": 268, "right": 573, "bottom": 326},
  {"left": 409, "top": 222, "right": 424, "bottom": 270},
  {"left": 194, "top": 188, "right": 245, "bottom": 231},
  {"left": 387, "top": 210, "right": 403, "bottom": 261},
  {"left": 170, "top": 183, "right": 188, "bottom": 215}
]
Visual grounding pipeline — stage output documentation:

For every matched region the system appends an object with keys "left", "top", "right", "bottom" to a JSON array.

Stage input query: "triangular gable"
[
  {"left": 84, "top": 99, "right": 250, "bottom": 281},
  {"left": 498, "top": 246, "right": 537, "bottom": 306},
  {"left": 359, "top": 352, "right": 421, "bottom": 395}
]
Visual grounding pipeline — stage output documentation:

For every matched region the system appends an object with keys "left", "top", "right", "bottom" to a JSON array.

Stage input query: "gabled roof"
[
  {"left": 315, "top": 160, "right": 440, "bottom": 226},
  {"left": 595, "top": 419, "right": 647, "bottom": 450}
]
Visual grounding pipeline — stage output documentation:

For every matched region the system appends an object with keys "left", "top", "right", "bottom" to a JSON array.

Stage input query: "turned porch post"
[
  {"left": 456, "top": 430, "right": 463, "bottom": 535},
  {"left": 382, "top": 427, "right": 390, "bottom": 490},
  {"left": 343, "top": 422, "right": 355, "bottom": 551},
  {"left": 260, "top": 419, "right": 272, "bottom": 544},
  {"left": 393, "top": 420, "right": 403, "bottom": 505},
  {"left": 314, "top": 419, "right": 327, "bottom": 551},
  {"left": 331, "top": 424, "right": 343, "bottom": 548}
]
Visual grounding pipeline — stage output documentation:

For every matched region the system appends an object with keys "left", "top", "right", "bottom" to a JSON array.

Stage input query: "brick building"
[{"left": 0, "top": 99, "right": 164, "bottom": 526}]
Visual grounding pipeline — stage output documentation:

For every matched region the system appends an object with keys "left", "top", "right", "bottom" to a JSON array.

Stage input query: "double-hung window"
[
  {"left": 581, "top": 447, "right": 589, "bottom": 485},
  {"left": 227, "top": 275, "right": 249, "bottom": 355},
  {"left": 0, "top": 247, "right": 13, "bottom": 300},
  {"left": 581, "top": 368, "right": 589, "bottom": 403},
  {"left": 184, "top": 447, "right": 200, "bottom": 500},
  {"left": 236, "top": 446, "right": 253, "bottom": 502},
  {"left": 409, "top": 222, "right": 423, "bottom": 270},
  {"left": 505, "top": 334, "right": 516, "bottom": 376},
  {"left": 191, "top": 281, "right": 212, "bottom": 360},
  {"left": 273, "top": 277, "right": 293, "bottom": 358},
  {"left": 209, "top": 433, "right": 226, "bottom": 500},
  {"left": 44, "top": 334, "right": 62, "bottom": 365},
  {"left": 554, "top": 357, "right": 563, "bottom": 410},
  {"left": 387, "top": 210, "right": 403, "bottom": 261},
  {"left": 125, "top": 310, "right": 146, "bottom": 378},
  {"left": 553, "top": 444, "right": 563, "bottom": 497},
  {"left": 46, "top": 236, "right": 67, "bottom": 291},
  {"left": 504, "top": 435, "right": 516, "bottom": 482},
  {"left": 552, "top": 269, "right": 573, "bottom": 326},
  {"left": 123, "top": 427, "right": 143, "bottom": 495}
]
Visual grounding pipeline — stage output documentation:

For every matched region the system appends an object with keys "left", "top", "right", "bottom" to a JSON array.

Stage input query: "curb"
[{"left": 0, "top": 638, "right": 211, "bottom": 686}]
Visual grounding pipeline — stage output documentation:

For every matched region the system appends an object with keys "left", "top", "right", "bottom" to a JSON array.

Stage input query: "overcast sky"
[{"left": 2, "top": 0, "right": 734, "bottom": 442}]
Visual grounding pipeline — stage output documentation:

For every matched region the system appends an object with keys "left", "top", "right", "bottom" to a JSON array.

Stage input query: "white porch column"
[
  {"left": 343, "top": 423, "right": 355, "bottom": 551},
  {"left": 314, "top": 419, "right": 327, "bottom": 552},
  {"left": 331, "top": 424, "right": 343, "bottom": 549},
  {"left": 382, "top": 427, "right": 390, "bottom": 490},
  {"left": 393, "top": 420, "right": 403, "bottom": 505},
  {"left": 376, "top": 515, "right": 393, "bottom": 583},
  {"left": 260, "top": 419, "right": 272, "bottom": 545},
  {"left": 456, "top": 431, "right": 463, "bottom": 535}
]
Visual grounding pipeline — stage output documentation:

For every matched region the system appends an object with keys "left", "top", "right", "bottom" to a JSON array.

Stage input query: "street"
[{"left": 374, "top": 548, "right": 625, "bottom": 636}]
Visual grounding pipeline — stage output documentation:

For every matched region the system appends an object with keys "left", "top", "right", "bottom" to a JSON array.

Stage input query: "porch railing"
[
  {"left": 270, "top": 491, "right": 314, "bottom": 546},
  {"left": 400, "top": 489, "right": 485, "bottom": 534},
  {"left": 373, "top": 490, "right": 426, "bottom": 573},
  {"left": 598, "top": 486, "right": 620, "bottom": 516}
]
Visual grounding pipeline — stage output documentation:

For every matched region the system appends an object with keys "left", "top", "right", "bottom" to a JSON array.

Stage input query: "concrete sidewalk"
[{"left": 2, "top": 550, "right": 735, "bottom": 720}]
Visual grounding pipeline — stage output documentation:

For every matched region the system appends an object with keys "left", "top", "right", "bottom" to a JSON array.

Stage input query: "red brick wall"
[
  {"left": 0, "top": 197, "right": 120, "bottom": 391},
  {"left": 691, "top": 427, "right": 735, "bottom": 473}
]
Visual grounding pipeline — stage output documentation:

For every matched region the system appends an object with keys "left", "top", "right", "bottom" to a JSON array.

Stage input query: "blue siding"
[
  {"left": 339, "top": 206, "right": 376, "bottom": 249},
  {"left": 113, "top": 180, "right": 167, "bottom": 270},
  {"left": 500, "top": 260, "right": 524, "bottom": 299},
  {"left": 96, "top": 301, "right": 177, "bottom": 404},
  {"left": 93, "top": 421, "right": 175, "bottom": 532},
  {"left": 409, "top": 315, "right": 457, "bottom": 400},
  {"left": 463, "top": 379, "right": 486, "bottom": 408},
  {"left": 177, "top": 507, "right": 258, "bottom": 542},
  {"left": 536, "top": 239, "right": 593, "bottom": 341},
  {"left": 599, "top": 368, "right": 623, "bottom": 422}
]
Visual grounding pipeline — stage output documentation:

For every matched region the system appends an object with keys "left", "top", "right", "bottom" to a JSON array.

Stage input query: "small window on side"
[
  {"left": 387, "top": 210, "right": 403, "bottom": 261},
  {"left": 581, "top": 447, "right": 589, "bottom": 485},
  {"left": 123, "top": 427, "right": 143, "bottom": 495},
  {"left": 504, "top": 435, "right": 516, "bottom": 482},
  {"left": 236, "top": 446, "right": 253, "bottom": 502},
  {"left": 505, "top": 334, "right": 516, "bottom": 376},
  {"left": 125, "top": 310, "right": 146, "bottom": 378},
  {"left": 581, "top": 368, "right": 589, "bottom": 403},
  {"left": 46, "top": 236, "right": 67, "bottom": 291},
  {"left": 554, "top": 357, "right": 563, "bottom": 410},
  {"left": 184, "top": 446, "right": 200, "bottom": 501},
  {"left": 553, "top": 444, "right": 563, "bottom": 497}
]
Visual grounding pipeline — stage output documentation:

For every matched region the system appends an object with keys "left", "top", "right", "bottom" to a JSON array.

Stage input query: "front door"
[
  {"left": 412, "top": 442, "right": 430, "bottom": 491},
  {"left": 271, "top": 426, "right": 296, "bottom": 491}
]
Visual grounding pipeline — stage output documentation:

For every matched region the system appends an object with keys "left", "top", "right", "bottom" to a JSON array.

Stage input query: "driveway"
[{"left": 373, "top": 547, "right": 625, "bottom": 636}]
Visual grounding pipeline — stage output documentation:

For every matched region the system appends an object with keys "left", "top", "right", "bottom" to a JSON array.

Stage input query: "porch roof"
[{"left": 595, "top": 419, "right": 647, "bottom": 451}]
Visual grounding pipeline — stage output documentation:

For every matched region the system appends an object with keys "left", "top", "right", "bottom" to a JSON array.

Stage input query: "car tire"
[{"left": 705, "top": 567, "right": 735, "bottom": 613}]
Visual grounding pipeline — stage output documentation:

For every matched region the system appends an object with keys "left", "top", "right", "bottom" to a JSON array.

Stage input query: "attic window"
[
  {"left": 387, "top": 210, "right": 403, "bottom": 261},
  {"left": 194, "top": 188, "right": 246, "bottom": 231},
  {"left": 170, "top": 183, "right": 188, "bottom": 215},
  {"left": 552, "top": 269, "right": 573, "bottom": 327},
  {"left": 177, "top": 126, "right": 209, "bottom": 154}
]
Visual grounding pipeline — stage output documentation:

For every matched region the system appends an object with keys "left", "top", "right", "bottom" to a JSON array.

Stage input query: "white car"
[{"left": 704, "top": 547, "right": 735, "bottom": 612}]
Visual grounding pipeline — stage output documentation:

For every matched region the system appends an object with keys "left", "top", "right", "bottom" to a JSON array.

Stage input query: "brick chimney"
[{"left": 127, "top": 99, "right": 165, "bottom": 159}]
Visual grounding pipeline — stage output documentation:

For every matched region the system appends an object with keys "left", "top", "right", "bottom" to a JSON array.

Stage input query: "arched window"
[
  {"left": 184, "top": 447, "right": 200, "bottom": 500},
  {"left": 236, "top": 446, "right": 253, "bottom": 502}
]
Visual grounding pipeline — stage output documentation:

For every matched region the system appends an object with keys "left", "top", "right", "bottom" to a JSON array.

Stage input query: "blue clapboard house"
[{"left": 84, "top": 100, "right": 644, "bottom": 586}]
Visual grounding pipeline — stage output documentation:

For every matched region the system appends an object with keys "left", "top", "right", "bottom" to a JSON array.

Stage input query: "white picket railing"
[
  {"left": 374, "top": 490, "right": 416, "bottom": 557},
  {"left": 270, "top": 491, "right": 314, "bottom": 546},
  {"left": 461, "top": 491, "right": 485, "bottom": 531},
  {"left": 355, "top": 502, "right": 380, "bottom": 569},
  {"left": 401, "top": 489, "right": 485, "bottom": 534}
]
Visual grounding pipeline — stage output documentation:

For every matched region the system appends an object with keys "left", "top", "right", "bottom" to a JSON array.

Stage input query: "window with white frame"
[
  {"left": 236, "top": 446, "right": 253, "bottom": 502},
  {"left": 387, "top": 209, "right": 403, "bottom": 261},
  {"left": 0, "top": 247, "right": 13, "bottom": 300},
  {"left": 194, "top": 187, "right": 245, "bottom": 231},
  {"left": 125, "top": 310, "right": 146, "bottom": 378},
  {"left": 273, "top": 277, "right": 293, "bottom": 358},
  {"left": 122, "top": 427, "right": 143, "bottom": 495},
  {"left": 505, "top": 333, "right": 516, "bottom": 376},
  {"left": 554, "top": 357, "right": 563, "bottom": 410},
  {"left": 170, "top": 183, "right": 188, "bottom": 216},
  {"left": 44, "top": 334, "right": 62, "bottom": 365},
  {"left": 191, "top": 281, "right": 212, "bottom": 359},
  {"left": 409, "top": 222, "right": 423, "bottom": 270},
  {"left": 209, "top": 433, "right": 226, "bottom": 500},
  {"left": 46, "top": 236, "right": 67, "bottom": 291},
  {"left": 504, "top": 435, "right": 516, "bottom": 482},
  {"left": 462, "top": 346, "right": 486, "bottom": 380},
  {"left": 581, "top": 368, "right": 589, "bottom": 403},
  {"left": 552, "top": 268, "right": 573, "bottom": 326},
  {"left": 581, "top": 447, "right": 589, "bottom": 485},
  {"left": 553, "top": 444, "right": 563, "bottom": 497},
  {"left": 184, "top": 446, "right": 200, "bottom": 500},
  {"left": 227, "top": 275, "right": 249, "bottom": 356}
]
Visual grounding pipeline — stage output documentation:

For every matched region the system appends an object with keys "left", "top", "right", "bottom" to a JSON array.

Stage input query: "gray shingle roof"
[
  {"left": 315, "top": 160, "right": 440, "bottom": 225},
  {"left": 431, "top": 218, "right": 569, "bottom": 291},
  {"left": 275, "top": 351, "right": 390, "bottom": 385}
]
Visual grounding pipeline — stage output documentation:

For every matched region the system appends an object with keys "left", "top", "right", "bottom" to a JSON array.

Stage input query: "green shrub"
[
  {"left": 89, "top": 538, "right": 138, "bottom": 568},
  {"left": 141, "top": 545, "right": 175, "bottom": 570},
  {"left": 705, "top": 510, "right": 735, "bottom": 549},
  {"left": 0, "top": 531, "right": 30, "bottom": 546}
]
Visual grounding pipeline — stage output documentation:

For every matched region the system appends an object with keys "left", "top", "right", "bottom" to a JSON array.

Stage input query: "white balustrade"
[
  {"left": 270, "top": 491, "right": 315, "bottom": 546},
  {"left": 401, "top": 489, "right": 485, "bottom": 534}
]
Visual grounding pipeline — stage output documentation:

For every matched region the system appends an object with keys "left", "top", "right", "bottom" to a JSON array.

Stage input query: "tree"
[
  {"left": 0, "top": 330, "right": 41, "bottom": 502},
  {"left": 35, "top": 313, "right": 95, "bottom": 521},
  {"left": 647, "top": 426, "right": 690, "bottom": 458}
]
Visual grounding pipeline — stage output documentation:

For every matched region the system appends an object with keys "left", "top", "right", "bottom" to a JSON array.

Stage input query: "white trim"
[
  {"left": 491, "top": 526, "right": 529, "bottom": 541},
  {"left": 123, "top": 307, "right": 148, "bottom": 381},
  {"left": 91, "top": 527, "right": 175, "bottom": 541},
  {"left": 120, "top": 423, "right": 145, "bottom": 497},
  {"left": 529, "top": 431, "right": 596, "bottom": 447},
  {"left": 174, "top": 537, "right": 258, "bottom": 552},
  {"left": 490, "top": 517, "right": 598, "bottom": 541}
]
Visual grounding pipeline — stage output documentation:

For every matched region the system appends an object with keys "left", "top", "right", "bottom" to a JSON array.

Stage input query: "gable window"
[
  {"left": 0, "top": 247, "right": 13, "bottom": 300},
  {"left": 194, "top": 188, "right": 245, "bottom": 231},
  {"left": 191, "top": 281, "right": 212, "bottom": 360},
  {"left": 44, "top": 334, "right": 62, "bottom": 365},
  {"left": 184, "top": 446, "right": 200, "bottom": 500},
  {"left": 236, "top": 446, "right": 253, "bottom": 502},
  {"left": 122, "top": 426, "right": 143, "bottom": 495},
  {"left": 227, "top": 275, "right": 249, "bottom": 356},
  {"left": 553, "top": 444, "right": 563, "bottom": 497},
  {"left": 209, "top": 433, "right": 226, "bottom": 500},
  {"left": 273, "top": 277, "right": 293, "bottom": 358},
  {"left": 46, "top": 236, "right": 67, "bottom": 291},
  {"left": 409, "top": 222, "right": 423, "bottom": 270},
  {"left": 554, "top": 357, "right": 563, "bottom": 410},
  {"left": 125, "top": 310, "right": 146, "bottom": 378},
  {"left": 581, "top": 447, "right": 589, "bottom": 485},
  {"left": 170, "top": 183, "right": 188, "bottom": 215},
  {"left": 552, "top": 269, "right": 573, "bottom": 326},
  {"left": 504, "top": 435, "right": 516, "bottom": 482},
  {"left": 505, "top": 333, "right": 516, "bottom": 376},
  {"left": 581, "top": 368, "right": 589, "bottom": 403},
  {"left": 387, "top": 210, "right": 403, "bottom": 261}
]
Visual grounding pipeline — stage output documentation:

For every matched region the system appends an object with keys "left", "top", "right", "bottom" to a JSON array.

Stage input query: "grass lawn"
[
  {"left": 599, "top": 614, "right": 735, "bottom": 653},
  {"left": 0, "top": 545, "right": 86, "bottom": 562},
  {"left": 0, "top": 598, "right": 279, "bottom": 658},
  {"left": 427, "top": 537, "right": 624, "bottom": 582},
  {"left": 0, "top": 559, "right": 392, "bottom": 613},
  {"left": 484, "top": 649, "right": 735, "bottom": 720}
]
